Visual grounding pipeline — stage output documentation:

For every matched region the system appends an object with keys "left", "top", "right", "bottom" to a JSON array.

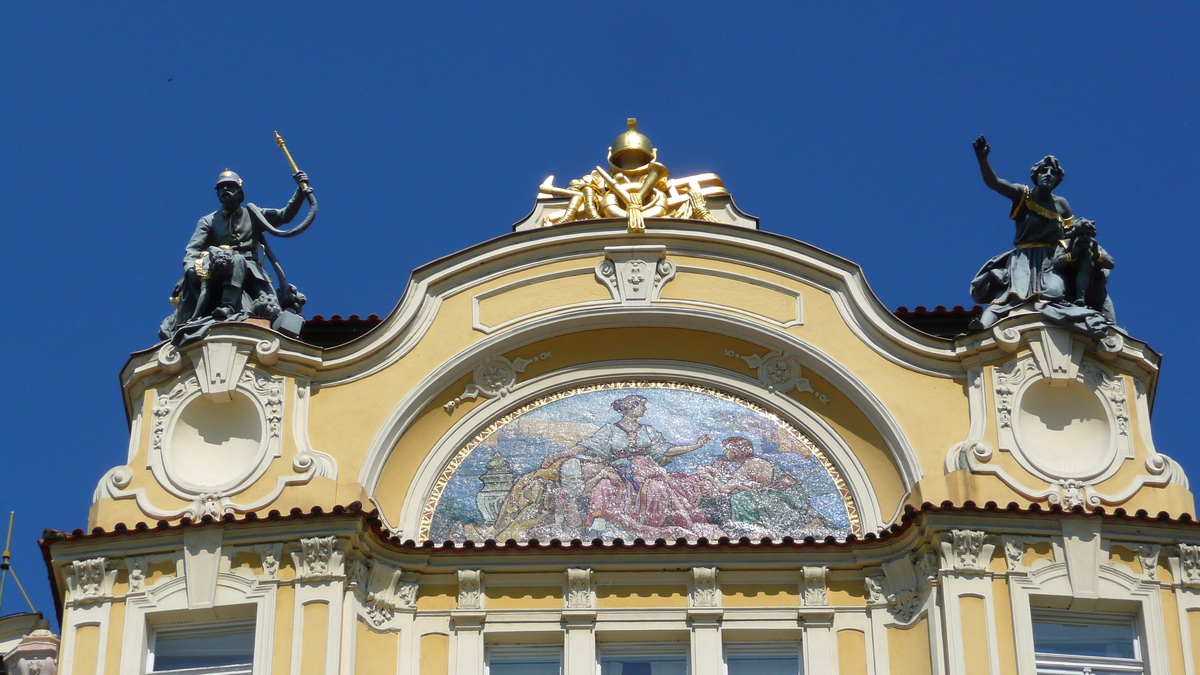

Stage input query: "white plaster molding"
[
  {"left": 359, "top": 304, "right": 924, "bottom": 512},
  {"left": 59, "top": 600, "right": 111, "bottom": 675},
  {"left": 388, "top": 360, "right": 889, "bottom": 539},
  {"left": 864, "top": 554, "right": 937, "bottom": 626},
  {"left": 1026, "top": 326, "right": 1084, "bottom": 382},
  {"left": 724, "top": 349, "right": 829, "bottom": 403},
  {"left": 444, "top": 352, "right": 553, "bottom": 414},
  {"left": 183, "top": 527, "right": 223, "bottom": 609},
  {"left": 950, "top": 354, "right": 1181, "bottom": 510},
  {"left": 913, "top": 546, "right": 940, "bottom": 582},
  {"left": 1135, "top": 543, "right": 1162, "bottom": 581},
  {"left": 125, "top": 405, "right": 144, "bottom": 466},
  {"left": 471, "top": 267, "right": 608, "bottom": 334},
  {"left": 594, "top": 245, "right": 676, "bottom": 304},
  {"left": 945, "top": 366, "right": 992, "bottom": 473},
  {"left": 457, "top": 569, "right": 484, "bottom": 610},
  {"left": 349, "top": 558, "right": 416, "bottom": 630},
  {"left": 802, "top": 566, "right": 828, "bottom": 606},
  {"left": 119, "top": 574, "right": 277, "bottom": 675},
  {"left": 64, "top": 557, "right": 116, "bottom": 606},
  {"left": 1061, "top": 519, "right": 1102, "bottom": 600},
  {"left": 288, "top": 537, "right": 346, "bottom": 675},
  {"left": 690, "top": 567, "right": 720, "bottom": 609},
  {"left": 97, "top": 372, "right": 331, "bottom": 519},
  {"left": 156, "top": 342, "right": 183, "bottom": 374},
  {"left": 298, "top": 221, "right": 973, "bottom": 387},
  {"left": 125, "top": 556, "right": 148, "bottom": 594},
  {"left": 471, "top": 261, "right": 805, "bottom": 336},
  {"left": 1177, "top": 544, "right": 1200, "bottom": 589},
  {"left": 939, "top": 529, "right": 993, "bottom": 574},
  {"left": 564, "top": 568, "right": 595, "bottom": 610},
  {"left": 993, "top": 355, "right": 1130, "bottom": 483},
  {"left": 292, "top": 377, "right": 337, "bottom": 479},
  {"left": 956, "top": 314, "right": 1155, "bottom": 380},
  {"left": 940, "top": 573, "right": 1001, "bottom": 675},
  {"left": 290, "top": 578, "right": 344, "bottom": 675},
  {"left": 881, "top": 557, "right": 922, "bottom": 623},
  {"left": 291, "top": 535, "right": 343, "bottom": 582},
  {"left": 1133, "top": 378, "right": 1189, "bottom": 489},
  {"left": 190, "top": 340, "right": 253, "bottom": 401},
  {"left": 253, "top": 543, "right": 283, "bottom": 581},
  {"left": 1002, "top": 535, "right": 1027, "bottom": 573}
]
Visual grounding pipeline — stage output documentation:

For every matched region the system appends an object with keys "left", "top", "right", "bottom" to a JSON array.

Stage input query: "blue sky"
[{"left": 2, "top": 4, "right": 1197, "bottom": 623}]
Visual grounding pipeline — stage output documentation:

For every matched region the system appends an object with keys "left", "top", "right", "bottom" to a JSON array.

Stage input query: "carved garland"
[
  {"left": 445, "top": 352, "right": 553, "bottom": 413},
  {"left": 725, "top": 349, "right": 830, "bottom": 403}
]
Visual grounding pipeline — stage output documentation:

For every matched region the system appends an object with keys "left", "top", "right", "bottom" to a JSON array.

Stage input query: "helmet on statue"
[
  {"left": 608, "top": 119, "right": 657, "bottom": 172},
  {"left": 215, "top": 169, "right": 244, "bottom": 188}
]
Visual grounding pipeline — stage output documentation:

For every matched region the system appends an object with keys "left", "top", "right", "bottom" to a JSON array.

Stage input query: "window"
[
  {"left": 486, "top": 646, "right": 562, "bottom": 675},
  {"left": 147, "top": 619, "right": 256, "bottom": 675},
  {"left": 599, "top": 645, "right": 688, "bottom": 675},
  {"left": 1032, "top": 611, "right": 1143, "bottom": 675},
  {"left": 724, "top": 643, "right": 801, "bottom": 675}
]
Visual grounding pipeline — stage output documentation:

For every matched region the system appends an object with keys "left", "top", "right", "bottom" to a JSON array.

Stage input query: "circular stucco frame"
[{"left": 154, "top": 385, "right": 274, "bottom": 499}]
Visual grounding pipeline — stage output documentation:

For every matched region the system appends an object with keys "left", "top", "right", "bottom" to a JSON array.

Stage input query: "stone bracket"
[
  {"left": 595, "top": 245, "right": 676, "bottom": 304},
  {"left": 1027, "top": 327, "right": 1085, "bottom": 384}
]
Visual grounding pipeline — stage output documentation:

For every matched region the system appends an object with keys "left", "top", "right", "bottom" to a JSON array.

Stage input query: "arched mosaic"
[{"left": 422, "top": 382, "right": 860, "bottom": 542}]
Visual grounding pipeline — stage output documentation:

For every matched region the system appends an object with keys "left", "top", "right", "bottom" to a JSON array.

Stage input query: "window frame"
[
  {"left": 1031, "top": 610, "right": 1144, "bottom": 675},
  {"left": 146, "top": 617, "right": 257, "bottom": 675},
  {"left": 485, "top": 644, "right": 564, "bottom": 675},
  {"left": 1005, "top": 556, "right": 1169, "bottom": 675},
  {"left": 596, "top": 642, "right": 691, "bottom": 675},
  {"left": 118, "top": 574, "right": 277, "bottom": 675},
  {"left": 722, "top": 642, "right": 803, "bottom": 675}
]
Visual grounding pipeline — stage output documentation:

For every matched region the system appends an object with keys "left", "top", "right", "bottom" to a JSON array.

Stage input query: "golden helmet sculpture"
[{"left": 608, "top": 118, "right": 657, "bottom": 172}]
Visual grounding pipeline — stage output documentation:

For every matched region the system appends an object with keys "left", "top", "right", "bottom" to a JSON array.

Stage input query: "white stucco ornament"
[{"left": 96, "top": 339, "right": 335, "bottom": 519}]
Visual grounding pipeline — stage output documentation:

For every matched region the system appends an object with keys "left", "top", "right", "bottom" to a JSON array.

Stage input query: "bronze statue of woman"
[{"left": 968, "top": 135, "right": 1075, "bottom": 331}]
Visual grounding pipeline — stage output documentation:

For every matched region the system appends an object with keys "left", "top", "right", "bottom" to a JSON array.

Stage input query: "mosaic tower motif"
[{"left": 423, "top": 382, "right": 859, "bottom": 542}]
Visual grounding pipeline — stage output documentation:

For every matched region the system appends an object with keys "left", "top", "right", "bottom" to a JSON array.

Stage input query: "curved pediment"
[
  {"left": 104, "top": 217, "right": 1191, "bottom": 536},
  {"left": 310, "top": 218, "right": 968, "bottom": 386}
]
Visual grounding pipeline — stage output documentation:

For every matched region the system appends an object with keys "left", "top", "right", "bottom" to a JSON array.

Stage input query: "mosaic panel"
[{"left": 422, "top": 382, "right": 859, "bottom": 542}]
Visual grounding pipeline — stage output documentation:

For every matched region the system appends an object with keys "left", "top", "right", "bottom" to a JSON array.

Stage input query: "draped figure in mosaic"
[{"left": 537, "top": 394, "right": 722, "bottom": 540}]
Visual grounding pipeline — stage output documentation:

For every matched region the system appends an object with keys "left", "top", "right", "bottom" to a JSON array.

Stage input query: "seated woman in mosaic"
[{"left": 537, "top": 394, "right": 723, "bottom": 541}]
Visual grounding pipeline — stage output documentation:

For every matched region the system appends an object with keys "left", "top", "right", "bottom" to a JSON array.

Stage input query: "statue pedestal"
[{"left": 244, "top": 318, "right": 271, "bottom": 329}]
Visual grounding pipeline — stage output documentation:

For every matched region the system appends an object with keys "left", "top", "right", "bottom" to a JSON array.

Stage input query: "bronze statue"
[
  {"left": 968, "top": 136, "right": 1115, "bottom": 337},
  {"left": 159, "top": 133, "right": 318, "bottom": 344}
]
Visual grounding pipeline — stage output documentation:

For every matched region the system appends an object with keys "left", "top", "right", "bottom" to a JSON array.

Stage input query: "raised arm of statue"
[
  {"left": 258, "top": 171, "right": 312, "bottom": 226},
  {"left": 973, "top": 135, "right": 1024, "bottom": 202}
]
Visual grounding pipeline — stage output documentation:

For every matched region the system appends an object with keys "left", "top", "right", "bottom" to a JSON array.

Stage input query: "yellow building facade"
[{"left": 40, "top": 127, "right": 1200, "bottom": 675}]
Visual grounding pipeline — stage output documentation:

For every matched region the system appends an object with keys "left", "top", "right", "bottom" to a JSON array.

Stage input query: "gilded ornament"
[{"left": 537, "top": 119, "right": 726, "bottom": 232}]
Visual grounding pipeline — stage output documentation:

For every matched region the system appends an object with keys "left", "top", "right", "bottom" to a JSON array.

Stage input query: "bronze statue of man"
[
  {"left": 967, "top": 136, "right": 1116, "bottom": 336},
  {"left": 159, "top": 169, "right": 312, "bottom": 343}
]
